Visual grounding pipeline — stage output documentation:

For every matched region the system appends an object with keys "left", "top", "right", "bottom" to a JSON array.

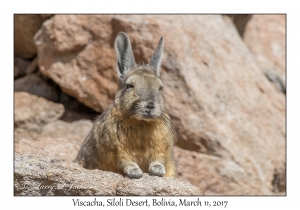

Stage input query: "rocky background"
[{"left": 14, "top": 14, "right": 286, "bottom": 195}]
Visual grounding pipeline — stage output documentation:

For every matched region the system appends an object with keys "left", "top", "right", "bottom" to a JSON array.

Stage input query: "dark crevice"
[
  {"left": 263, "top": 69, "right": 286, "bottom": 95},
  {"left": 224, "top": 14, "right": 253, "bottom": 37},
  {"left": 271, "top": 166, "right": 286, "bottom": 193},
  {"left": 58, "top": 90, "right": 99, "bottom": 122}
]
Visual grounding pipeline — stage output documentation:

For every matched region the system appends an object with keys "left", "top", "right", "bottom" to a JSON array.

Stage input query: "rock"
[
  {"left": 14, "top": 92, "right": 64, "bottom": 134},
  {"left": 15, "top": 136, "right": 80, "bottom": 162},
  {"left": 14, "top": 56, "right": 38, "bottom": 78},
  {"left": 14, "top": 91, "right": 94, "bottom": 158},
  {"left": 15, "top": 119, "right": 92, "bottom": 161},
  {"left": 14, "top": 73, "right": 59, "bottom": 102},
  {"left": 25, "top": 57, "right": 38, "bottom": 74},
  {"left": 14, "top": 153, "right": 123, "bottom": 196},
  {"left": 14, "top": 153, "right": 202, "bottom": 196},
  {"left": 14, "top": 56, "right": 31, "bottom": 78},
  {"left": 33, "top": 15, "right": 285, "bottom": 195},
  {"left": 226, "top": 14, "right": 252, "bottom": 37},
  {"left": 14, "top": 15, "right": 52, "bottom": 59},
  {"left": 116, "top": 173, "right": 202, "bottom": 196},
  {"left": 41, "top": 120, "right": 93, "bottom": 146},
  {"left": 244, "top": 15, "right": 286, "bottom": 93},
  {"left": 174, "top": 147, "right": 261, "bottom": 195},
  {"left": 34, "top": 15, "right": 118, "bottom": 112}
]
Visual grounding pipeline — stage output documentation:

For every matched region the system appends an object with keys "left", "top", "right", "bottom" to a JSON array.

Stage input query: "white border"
[{"left": 2, "top": 0, "right": 297, "bottom": 209}]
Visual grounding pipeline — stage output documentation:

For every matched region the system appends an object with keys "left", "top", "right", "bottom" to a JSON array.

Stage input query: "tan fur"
[{"left": 75, "top": 33, "right": 176, "bottom": 178}]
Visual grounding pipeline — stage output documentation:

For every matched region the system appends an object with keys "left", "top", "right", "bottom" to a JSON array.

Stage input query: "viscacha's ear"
[
  {"left": 149, "top": 37, "right": 164, "bottom": 77},
  {"left": 114, "top": 32, "right": 136, "bottom": 79}
]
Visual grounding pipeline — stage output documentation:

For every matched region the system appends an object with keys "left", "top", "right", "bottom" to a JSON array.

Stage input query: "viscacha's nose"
[{"left": 146, "top": 101, "right": 155, "bottom": 110}]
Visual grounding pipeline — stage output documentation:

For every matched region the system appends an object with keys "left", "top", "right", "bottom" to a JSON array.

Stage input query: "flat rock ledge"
[{"left": 14, "top": 153, "right": 202, "bottom": 196}]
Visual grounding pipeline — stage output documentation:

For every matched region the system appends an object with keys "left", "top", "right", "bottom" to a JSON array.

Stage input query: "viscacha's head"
[{"left": 114, "top": 32, "right": 165, "bottom": 121}]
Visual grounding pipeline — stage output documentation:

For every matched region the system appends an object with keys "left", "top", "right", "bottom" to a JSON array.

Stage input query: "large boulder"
[
  {"left": 34, "top": 15, "right": 118, "bottom": 112},
  {"left": 33, "top": 15, "right": 285, "bottom": 195},
  {"left": 244, "top": 15, "right": 286, "bottom": 93},
  {"left": 14, "top": 153, "right": 202, "bottom": 196},
  {"left": 14, "top": 15, "right": 53, "bottom": 59},
  {"left": 14, "top": 92, "right": 64, "bottom": 136},
  {"left": 174, "top": 147, "right": 260, "bottom": 195}
]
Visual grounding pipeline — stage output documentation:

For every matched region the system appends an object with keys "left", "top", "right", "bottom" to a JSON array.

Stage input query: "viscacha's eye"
[
  {"left": 126, "top": 84, "right": 134, "bottom": 90},
  {"left": 159, "top": 86, "right": 163, "bottom": 91}
]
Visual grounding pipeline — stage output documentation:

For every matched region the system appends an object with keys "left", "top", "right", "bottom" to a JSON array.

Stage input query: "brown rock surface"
[
  {"left": 15, "top": 120, "right": 92, "bottom": 162},
  {"left": 14, "top": 92, "right": 64, "bottom": 135},
  {"left": 14, "top": 91, "right": 93, "bottom": 159},
  {"left": 15, "top": 110, "right": 92, "bottom": 161},
  {"left": 14, "top": 73, "right": 59, "bottom": 102},
  {"left": 32, "top": 15, "right": 285, "bottom": 195},
  {"left": 116, "top": 173, "right": 202, "bottom": 196},
  {"left": 14, "top": 15, "right": 52, "bottom": 59},
  {"left": 15, "top": 136, "right": 80, "bottom": 162},
  {"left": 174, "top": 147, "right": 257, "bottom": 195},
  {"left": 14, "top": 153, "right": 123, "bottom": 196},
  {"left": 41, "top": 119, "right": 92, "bottom": 146},
  {"left": 14, "top": 153, "right": 202, "bottom": 196},
  {"left": 34, "top": 15, "right": 118, "bottom": 112},
  {"left": 244, "top": 15, "right": 286, "bottom": 93}
]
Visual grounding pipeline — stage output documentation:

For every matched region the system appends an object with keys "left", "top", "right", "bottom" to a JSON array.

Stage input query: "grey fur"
[
  {"left": 149, "top": 37, "right": 164, "bottom": 76},
  {"left": 149, "top": 161, "right": 166, "bottom": 177},
  {"left": 114, "top": 32, "right": 136, "bottom": 78},
  {"left": 115, "top": 32, "right": 164, "bottom": 78}
]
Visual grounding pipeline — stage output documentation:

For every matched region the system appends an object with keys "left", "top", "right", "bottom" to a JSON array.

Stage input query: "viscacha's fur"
[{"left": 75, "top": 32, "right": 177, "bottom": 178}]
